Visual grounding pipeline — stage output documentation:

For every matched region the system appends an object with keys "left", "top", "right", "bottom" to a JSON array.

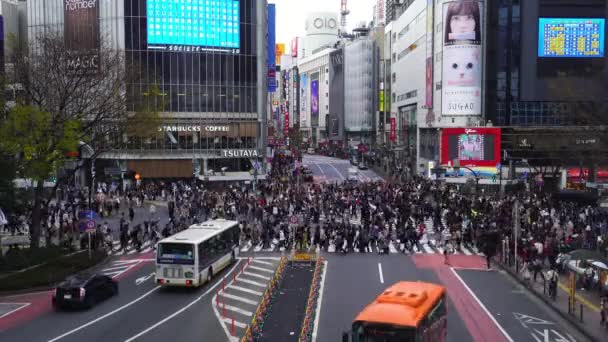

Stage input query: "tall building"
[
  {"left": 344, "top": 36, "right": 377, "bottom": 147},
  {"left": 27, "top": 0, "right": 268, "bottom": 181}
]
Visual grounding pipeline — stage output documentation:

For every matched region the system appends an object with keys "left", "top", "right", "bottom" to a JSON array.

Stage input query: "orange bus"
[{"left": 348, "top": 281, "right": 447, "bottom": 342}]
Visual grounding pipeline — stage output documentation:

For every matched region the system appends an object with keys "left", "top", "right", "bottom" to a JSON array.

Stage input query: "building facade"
[
  {"left": 298, "top": 48, "right": 332, "bottom": 146},
  {"left": 27, "top": 0, "right": 268, "bottom": 180},
  {"left": 344, "top": 38, "right": 377, "bottom": 147}
]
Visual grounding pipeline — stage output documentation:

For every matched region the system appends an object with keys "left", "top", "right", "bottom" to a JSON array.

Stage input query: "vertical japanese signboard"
[
  {"left": 390, "top": 117, "right": 397, "bottom": 142},
  {"left": 441, "top": 0, "right": 483, "bottom": 116},
  {"left": 267, "top": 4, "right": 276, "bottom": 92}
]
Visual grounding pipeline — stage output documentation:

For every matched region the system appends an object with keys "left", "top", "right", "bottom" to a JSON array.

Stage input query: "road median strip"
[
  {"left": 240, "top": 257, "right": 287, "bottom": 342},
  {"left": 299, "top": 256, "right": 325, "bottom": 342}
]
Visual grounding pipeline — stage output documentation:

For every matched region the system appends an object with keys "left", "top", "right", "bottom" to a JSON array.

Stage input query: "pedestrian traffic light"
[{"left": 134, "top": 173, "right": 141, "bottom": 181}]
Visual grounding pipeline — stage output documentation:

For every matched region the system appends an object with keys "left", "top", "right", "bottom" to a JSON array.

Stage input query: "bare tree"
[{"left": 2, "top": 30, "right": 157, "bottom": 248}]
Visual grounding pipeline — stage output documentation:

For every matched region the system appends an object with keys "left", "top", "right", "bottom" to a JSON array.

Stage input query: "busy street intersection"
[{"left": 0, "top": 154, "right": 594, "bottom": 342}]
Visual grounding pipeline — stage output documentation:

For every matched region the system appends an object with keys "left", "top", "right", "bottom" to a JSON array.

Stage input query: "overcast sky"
[{"left": 270, "top": 0, "right": 377, "bottom": 44}]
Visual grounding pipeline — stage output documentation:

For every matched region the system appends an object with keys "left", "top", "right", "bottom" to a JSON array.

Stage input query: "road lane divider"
[
  {"left": 240, "top": 257, "right": 287, "bottom": 342},
  {"left": 298, "top": 256, "right": 325, "bottom": 342},
  {"left": 378, "top": 263, "right": 384, "bottom": 284}
]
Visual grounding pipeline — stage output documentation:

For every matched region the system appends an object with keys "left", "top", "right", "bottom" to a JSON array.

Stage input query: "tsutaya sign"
[
  {"left": 158, "top": 125, "right": 230, "bottom": 132},
  {"left": 222, "top": 150, "right": 259, "bottom": 158}
]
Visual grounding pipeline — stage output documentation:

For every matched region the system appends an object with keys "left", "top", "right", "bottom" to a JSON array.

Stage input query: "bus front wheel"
[{"left": 207, "top": 267, "right": 213, "bottom": 283}]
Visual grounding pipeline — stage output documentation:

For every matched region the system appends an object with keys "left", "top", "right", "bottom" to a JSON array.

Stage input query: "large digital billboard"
[
  {"left": 538, "top": 18, "right": 605, "bottom": 58},
  {"left": 441, "top": 0, "right": 483, "bottom": 116},
  {"left": 441, "top": 128, "right": 501, "bottom": 168},
  {"left": 147, "top": 0, "right": 240, "bottom": 51}
]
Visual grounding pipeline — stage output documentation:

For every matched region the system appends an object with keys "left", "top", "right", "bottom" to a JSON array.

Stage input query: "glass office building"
[{"left": 27, "top": 0, "right": 268, "bottom": 179}]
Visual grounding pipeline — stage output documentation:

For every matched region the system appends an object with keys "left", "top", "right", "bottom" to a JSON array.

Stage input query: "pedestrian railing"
[
  {"left": 240, "top": 256, "right": 287, "bottom": 342},
  {"left": 298, "top": 256, "right": 325, "bottom": 342}
]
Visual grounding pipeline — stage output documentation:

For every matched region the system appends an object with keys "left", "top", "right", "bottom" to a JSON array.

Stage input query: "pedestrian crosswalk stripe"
[
  {"left": 251, "top": 259, "right": 273, "bottom": 266},
  {"left": 222, "top": 304, "right": 253, "bottom": 317},
  {"left": 236, "top": 278, "right": 266, "bottom": 288},
  {"left": 221, "top": 317, "right": 247, "bottom": 328},
  {"left": 462, "top": 246, "right": 473, "bottom": 255},
  {"left": 242, "top": 271, "right": 270, "bottom": 281},
  {"left": 422, "top": 243, "right": 435, "bottom": 254},
  {"left": 253, "top": 243, "right": 263, "bottom": 252},
  {"left": 247, "top": 265, "right": 274, "bottom": 274},
  {"left": 227, "top": 285, "right": 263, "bottom": 296},
  {"left": 220, "top": 293, "right": 258, "bottom": 306}
]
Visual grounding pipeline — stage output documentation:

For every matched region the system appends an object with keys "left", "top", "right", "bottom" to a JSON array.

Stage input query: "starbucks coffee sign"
[
  {"left": 158, "top": 125, "right": 230, "bottom": 132},
  {"left": 221, "top": 150, "right": 259, "bottom": 158}
]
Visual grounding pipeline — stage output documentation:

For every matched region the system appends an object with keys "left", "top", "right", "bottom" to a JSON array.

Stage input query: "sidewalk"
[{"left": 495, "top": 257, "right": 606, "bottom": 342}]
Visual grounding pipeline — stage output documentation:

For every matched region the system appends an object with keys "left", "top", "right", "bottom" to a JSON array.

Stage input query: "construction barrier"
[
  {"left": 240, "top": 256, "right": 287, "bottom": 342},
  {"left": 298, "top": 257, "right": 325, "bottom": 342}
]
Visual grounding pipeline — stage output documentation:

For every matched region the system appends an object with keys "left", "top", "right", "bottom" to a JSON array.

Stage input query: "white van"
[{"left": 347, "top": 168, "right": 359, "bottom": 182}]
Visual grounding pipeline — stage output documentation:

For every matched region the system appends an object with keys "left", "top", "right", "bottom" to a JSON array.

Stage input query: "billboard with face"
[
  {"left": 441, "top": 0, "right": 483, "bottom": 116},
  {"left": 64, "top": 0, "right": 100, "bottom": 73}
]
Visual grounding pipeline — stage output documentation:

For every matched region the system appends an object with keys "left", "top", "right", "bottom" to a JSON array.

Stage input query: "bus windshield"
[
  {"left": 352, "top": 322, "right": 417, "bottom": 342},
  {"left": 157, "top": 243, "right": 194, "bottom": 264}
]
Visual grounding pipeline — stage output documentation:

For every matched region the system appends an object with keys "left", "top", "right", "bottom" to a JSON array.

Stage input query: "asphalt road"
[
  {"left": 0, "top": 256, "right": 244, "bottom": 342},
  {"left": 317, "top": 253, "right": 591, "bottom": 342},
  {"left": 302, "top": 154, "right": 383, "bottom": 184}
]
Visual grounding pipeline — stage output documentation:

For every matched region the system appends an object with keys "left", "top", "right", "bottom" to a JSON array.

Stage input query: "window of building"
[{"left": 392, "top": 73, "right": 396, "bottom": 83}]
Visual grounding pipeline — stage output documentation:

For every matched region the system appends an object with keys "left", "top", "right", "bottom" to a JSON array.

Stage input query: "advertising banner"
[
  {"left": 425, "top": 57, "right": 433, "bottom": 108},
  {"left": 275, "top": 43, "right": 285, "bottom": 65},
  {"left": 267, "top": 4, "right": 277, "bottom": 93},
  {"left": 379, "top": 91, "right": 385, "bottom": 112},
  {"left": 328, "top": 49, "right": 344, "bottom": 140},
  {"left": 283, "top": 110, "right": 290, "bottom": 136},
  {"left": 300, "top": 74, "right": 307, "bottom": 124},
  {"left": 441, "top": 0, "right": 483, "bottom": 116},
  {"left": 64, "top": 0, "right": 101, "bottom": 73},
  {"left": 291, "top": 37, "right": 299, "bottom": 57},
  {"left": 311, "top": 79, "right": 319, "bottom": 119},
  {"left": 390, "top": 117, "right": 397, "bottom": 142}
]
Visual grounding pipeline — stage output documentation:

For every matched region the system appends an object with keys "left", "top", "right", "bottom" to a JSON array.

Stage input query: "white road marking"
[
  {"left": 140, "top": 246, "right": 153, "bottom": 254},
  {"left": 313, "top": 162, "right": 325, "bottom": 174},
  {"left": 378, "top": 263, "right": 384, "bottom": 284},
  {"left": 221, "top": 317, "right": 247, "bottom": 329},
  {"left": 0, "top": 302, "right": 31, "bottom": 319},
  {"left": 247, "top": 265, "right": 275, "bottom": 274},
  {"left": 123, "top": 261, "right": 242, "bottom": 342},
  {"left": 236, "top": 278, "right": 267, "bottom": 288},
  {"left": 102, "top": 271, "right": 124, "bottom": 277},
  {"left": 423, "top": 243, "right": 435, "bottom": 254},
  {"left": 462, "top": 246, "right": 473, "bottom": 255},
  {"left": 227, "top": 285, "right": 263, "bottom": 296},
  {"left": 102, "top": 265, "right": 130, "bottom": 272},
  {"left": 327, "top": 163, "right": 345, "bottom": 180},
  {"left": 388, "top": 242, "right": 398, "bottom": 254},
  {"left": 223, "top": 304, "right": 253, "bottom": 317},
  {"left": 450, "top": 268, "right": 515, "bottom": 342},
  {"left": 251, "top": 259, "right": 273, "bottom": 266},
  {"left": 48, "top": 286, "right": 161, "bottom": 342},
  {"left": 242, "top": 271, "right": 270, "bottom": 281},
  {"left": 219, "top": 293, "right": 258, "bottom": 306},
  {"left": 312, "top": 260, "right": 328, "bottom": 342}
]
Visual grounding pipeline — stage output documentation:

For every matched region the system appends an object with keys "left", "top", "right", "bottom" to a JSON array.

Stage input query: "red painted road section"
[
  {"left": 413, "top": 255, "right": 508, "bottom": 342},
  {"left": 0, "top": 256, "right": 154, "bottom": 333}
]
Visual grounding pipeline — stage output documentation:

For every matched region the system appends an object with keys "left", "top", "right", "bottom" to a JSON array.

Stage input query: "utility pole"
[{"left": 513, "top": 199, "right": 519, "bottom": 272}]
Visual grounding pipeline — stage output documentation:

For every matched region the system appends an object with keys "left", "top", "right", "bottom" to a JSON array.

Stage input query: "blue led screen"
[
  {"left": 538, "top": 18, "right": 605, "bottom": 58},
  {"left": 147, "top": 0, "right": 240, "bottom": 50}
]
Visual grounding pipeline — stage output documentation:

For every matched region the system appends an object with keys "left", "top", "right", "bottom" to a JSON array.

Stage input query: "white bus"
[{"left": 155, "top": 219, "right": 240, "bottom": 287}]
